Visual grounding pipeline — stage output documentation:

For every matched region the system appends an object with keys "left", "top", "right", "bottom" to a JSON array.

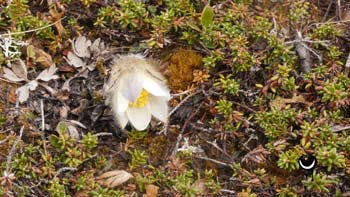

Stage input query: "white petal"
[
  {"left": 116, "top": 112, "right": 128, "bottom": 129},
  {"left": 149, "top": 96, "right": 168, "bottom": 122},
  {"left": 126, "top": 106, "right": 151, "bottom": 130},
  {"left": 120, "top": 73, "right": 143, "bottom": 102},
  {"left": 143, "top": 75, "right": 170, "bottom": 99},
  {"left": 115, "top": 91, "right": 129, "bottom": 113}
]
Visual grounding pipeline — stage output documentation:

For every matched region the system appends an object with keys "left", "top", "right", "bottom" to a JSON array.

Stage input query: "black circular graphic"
[{"left": 298, "top": 155, "right": 317, "bottom": 171}]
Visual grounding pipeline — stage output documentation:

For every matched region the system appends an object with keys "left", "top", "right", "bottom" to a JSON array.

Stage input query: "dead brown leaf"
[
  {"left": 143, "top": 184, "right": 159, "bottom": 197},
  {"left": 35, "top": 48, "right": 54, "bottom": 68},
  {"left": 49, "top": 8, "right": 65, "bottom": 36},
  {"left": 71, "top": 99, "right": 89, "bottom": 115},
  {"left": 96, "top": 170, "right": 133, "bottom": 188},
  {"left": 74, "top": 190, "right": 89, "bottom": 197},
  {"left": 346, "top": 160, "right": 350, "bottom": 175},
  {"left": 248, "top": 178, "right": 262, "bottom": 186},
  {"left": 27, "top": 45, "right": 54, "bottom": 68},
  {"left": 192, "top": 179, "right": 207, "bottom": 195},
  {"left": 237, "top": 192, "right": 249, "bottom": 197},
  {"left": 270, "top": 94, "right": 311, "bottom": 110},
  {"left": 242, "top": 145, "right": 271, "bottom": 165},
  {"left": 8, "top": 87, "right": 17, "bottom": 104}
]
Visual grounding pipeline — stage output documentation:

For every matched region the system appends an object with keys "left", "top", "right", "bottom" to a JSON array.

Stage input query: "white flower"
[{"left": 104, "top": 54, "right": 170, "bottom": 131}]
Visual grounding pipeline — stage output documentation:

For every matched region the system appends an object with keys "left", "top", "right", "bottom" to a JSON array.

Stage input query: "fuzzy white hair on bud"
[{"left": 104, "top": 54, "right": 170, "bottom": 131}]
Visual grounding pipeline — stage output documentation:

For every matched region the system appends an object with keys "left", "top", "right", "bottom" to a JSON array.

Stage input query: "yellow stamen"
[{"left": 129, "top": 89, "right": 149, "bottom": 108}]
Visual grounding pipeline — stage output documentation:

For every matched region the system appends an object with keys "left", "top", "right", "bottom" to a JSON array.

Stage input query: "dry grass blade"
[{"left": 96, "top": 170, "right": 133, "bottom": 188}]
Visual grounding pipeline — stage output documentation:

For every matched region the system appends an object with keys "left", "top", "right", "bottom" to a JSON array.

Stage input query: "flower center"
[{"left": 129, "top": 89, "right": 149, "bottom": 108}]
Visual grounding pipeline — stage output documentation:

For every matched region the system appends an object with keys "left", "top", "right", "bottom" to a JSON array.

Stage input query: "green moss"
[
  {"left": 167, "top": 49, "right": 202, "bottom": 90},
  {"left": 255, "top": 108, "right": 297, "bottom": 140}
]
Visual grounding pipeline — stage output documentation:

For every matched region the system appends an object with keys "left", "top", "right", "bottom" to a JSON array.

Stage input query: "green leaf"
[
  {"left": 201, "top": 4, "right": 214, "bottom": 28},
  {"left": 26, "top": 45, "right": 36, "bottom": 59},
  {"left": 56, "top": 121, "right": 68, "bottom": 134},
  {"left": 49, "top": 135, "right": 60, "bottom": 149}
]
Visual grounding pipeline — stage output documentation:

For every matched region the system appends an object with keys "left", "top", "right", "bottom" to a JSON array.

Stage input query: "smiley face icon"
[{"left": 298, "top": 154, "right": 317, "bottom": 171}]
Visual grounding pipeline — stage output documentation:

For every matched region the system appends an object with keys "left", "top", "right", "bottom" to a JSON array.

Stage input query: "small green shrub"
[
  {"left": 214, "top": 74, "right": 240, "bottom": 95},
  {"left": 255, "top": 108, "right": 297, "bottom": 140},
  {"left": 302, "top": 172, "right": 337, "bottom": 192},
  {"left": 277, "top": 149, "right": 301, "bottom": 171},
  {"left": 128, "top": 149, "right": 148, "bottom": 169},
  {"left": 316, "top": 146, "right": 346, "bottom": 171}
]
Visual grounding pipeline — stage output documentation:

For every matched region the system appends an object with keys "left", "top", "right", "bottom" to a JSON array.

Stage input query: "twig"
[
  {"left": 158, "top": 89, "right": 197, "bottom": 134},
  {"left": 220, "top": 189, "right": 236, "bottom": 194},
  {"left": 198, "top": 41, "right": 212, "bottom": 55},
  {"left": 309, "top": 19, "right": 350, "bottom": 27},
  {"left": 171, "top": 89, "right": 194, "bottom": 97},
  {"left": 172, "top": 101, "right": 204, "bottom": 156},
  {"left": 301, "top": 42, "right": 322, "bottom": 62},
  {"left": 0, "top": 136, "right": 10, "bottom": 145},
  {"left": 156, "top": 121, "right": 168, "bottom": 135},
  {"left": 169, "top": 90, "right": 201, "bottom": 117},
  {"left": 330, "top": 125, "right": 350, "bottom": 133},
  {"left": 322, "top": 0, "right": 334, "bottom": 22},
  {"left": 94, "top": 132, "right": 113, "bottom": 137},
  {"left": 54, "top": 167, "right": 77, "bottom": 179},
  {"left": 181, "top": 101, "right": 204, "bottom": 134},
  {"left": 231, "top": 101, "right": 256, "bottom": 113},
  {"left": 270, "top": 17, "right": 277, "bottom": 36},
  {"left": 5, "top": 126, "right": 24, "bottom": 173},
  {"left": 194, "top": 156, "right": 230, "bottom": 167},
  {"left": 40, "top": 99, "right": 45, "bottom": 132},
  {"left": 189, "top": 121, "right": 214, "bottom": 133},
  {"left": 294, "top": 31, "right": 312, "bottom": 73},
  {"left": 158, "top": 89, "right": 199, "bottom": 135},
  {"left": 172, "top": 133, "right": 183, "bottom": 156},
  {"left": 206, "top": 140, "right": 233, "bottom": 160},
  {"left": 337, "top": 0, "right": 342, "bottom": 20},
  {"left": 40, "top": 99, "right": 48, "bottom": 156},
  {"left": 0, "top": 17, "right": 67, "bottom": 37},
  {"left": 242, "top": 135, "right": 257, "bottom": 151},
  {"left": 285, "top": 39, "right": 330, "bottom": 46}
]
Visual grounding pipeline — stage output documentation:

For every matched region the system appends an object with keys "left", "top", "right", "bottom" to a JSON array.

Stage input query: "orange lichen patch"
[{"left": 167, "top": 49, "right": 202, "bottom": 90}]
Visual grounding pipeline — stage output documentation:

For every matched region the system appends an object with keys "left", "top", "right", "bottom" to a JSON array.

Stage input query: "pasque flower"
[{"left": 104, "top": 54, "right": 170, "bottom": 130}]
